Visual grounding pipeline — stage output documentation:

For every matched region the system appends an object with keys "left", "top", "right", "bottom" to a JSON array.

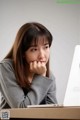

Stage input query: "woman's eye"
[
  {"left": 31, "top": 48, "right": 37, "bottom": 52},
  {"left": 44, "top": 45, "right": 49, "bottom": 49}
]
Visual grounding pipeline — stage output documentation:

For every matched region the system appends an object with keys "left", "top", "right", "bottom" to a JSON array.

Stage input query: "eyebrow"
[{"left": 30, "top": 43, "right": 49, "bottom": 47}]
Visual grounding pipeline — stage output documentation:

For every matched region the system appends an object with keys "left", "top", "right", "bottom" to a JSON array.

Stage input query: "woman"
[{"left": 0, "top": 22, "right": 57, "bottom": 108}]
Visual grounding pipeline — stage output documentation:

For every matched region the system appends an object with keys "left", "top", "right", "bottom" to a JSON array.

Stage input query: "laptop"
[
  {"left": 63, "top": 45, "right": 80, "bottom": 106},
  {"left": 27, "top": 45, "right": 80, "bottom": 108}
]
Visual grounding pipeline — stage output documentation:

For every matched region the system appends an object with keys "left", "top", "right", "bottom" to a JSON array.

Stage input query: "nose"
[{"left": 38, "top": 48, "right": 45, "bottom": 61}]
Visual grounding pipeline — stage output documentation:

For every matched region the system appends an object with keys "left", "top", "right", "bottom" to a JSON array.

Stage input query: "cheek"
[
  {"left": 46, "top": 54, "right": 50, "bottom": 62},
  {"left": 46, "top": 50, "right": 50, "bottom": 59},
  {"left": 25, "top": 54, "right": 37, "bottom": 63}
]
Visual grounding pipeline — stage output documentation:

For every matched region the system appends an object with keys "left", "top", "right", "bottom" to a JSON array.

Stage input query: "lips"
[
  {"left": 39, "top": 61, "right": 46, "bottom": 62},
  {"left": 39, "top": 61, "right": 46, "bottom": 64}
]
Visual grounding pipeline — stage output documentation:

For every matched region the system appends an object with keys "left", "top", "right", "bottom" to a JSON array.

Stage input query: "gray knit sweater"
[{"left": 0, "top": 59, "right": 57, "bottom": 108}]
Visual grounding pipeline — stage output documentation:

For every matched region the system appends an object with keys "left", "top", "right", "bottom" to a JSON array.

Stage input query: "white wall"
[{"left": 0, "top": 0, "right": 80, "bottom": 104}]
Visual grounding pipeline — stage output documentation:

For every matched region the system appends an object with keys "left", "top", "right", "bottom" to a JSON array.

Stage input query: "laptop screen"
[{"left": 63, "top": 45, "right": 80, "bottom": 106}]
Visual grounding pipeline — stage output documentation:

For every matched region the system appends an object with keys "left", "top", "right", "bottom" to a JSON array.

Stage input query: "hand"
[{"left": 30, "top": 61, "right": 47, "bottom": 76}]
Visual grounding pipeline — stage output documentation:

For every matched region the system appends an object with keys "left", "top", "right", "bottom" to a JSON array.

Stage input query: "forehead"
[{"left": 31, "top": 36, "right": 49, "bottom": 46}]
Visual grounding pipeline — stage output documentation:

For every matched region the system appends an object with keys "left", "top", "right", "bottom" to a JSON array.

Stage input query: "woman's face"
[{"left": 24, "top": 36, "right": 50, "bottom": 65}]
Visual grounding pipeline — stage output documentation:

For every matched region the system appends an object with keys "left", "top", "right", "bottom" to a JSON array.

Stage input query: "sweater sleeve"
[
  {"left": 0, "top": 60, "right": 53, "bottom": 108},
  {"left": 46, "top": 72, "right": 58, "bottom": 104}
]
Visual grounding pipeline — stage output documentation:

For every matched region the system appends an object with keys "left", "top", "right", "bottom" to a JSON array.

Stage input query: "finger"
[
  {"left": 41, "top": 62, "right": 47, "bottom": 71},
  {"left": 30, "top": 62, "right": 33, "bottom": 71},
  {"left": 41, "top": 62, "right": 45, "bottom": 66},
  {"left": 37, "top": 61, "right": 41, "bottom": 68},
  {"left": 33, "top": 61, "right": 37, "bottom": 69}
]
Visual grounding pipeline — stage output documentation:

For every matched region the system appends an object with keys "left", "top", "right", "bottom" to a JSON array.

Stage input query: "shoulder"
[
  {"left": 0, "top": 59, "right": 16, "bottom": 83},
  {"left": 0, "top": 58, "right": 13, "bottom": 64},
  {"left": 0, "top": 59, "right": 14, "bottom": 72}
]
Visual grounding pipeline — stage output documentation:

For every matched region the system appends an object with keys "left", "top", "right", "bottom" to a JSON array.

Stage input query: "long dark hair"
[{"left": 5, "top": 22, "right": 53, "bottom": 88}]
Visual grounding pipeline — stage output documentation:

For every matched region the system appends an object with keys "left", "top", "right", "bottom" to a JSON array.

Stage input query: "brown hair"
[{"left": 5, "top": 22, "right": 53, "bottom": 88}]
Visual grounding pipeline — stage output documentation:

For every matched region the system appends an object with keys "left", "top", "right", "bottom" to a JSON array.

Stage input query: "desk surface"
[{"left": 1, "top": 106, "right": 80, "bottom": 119}]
